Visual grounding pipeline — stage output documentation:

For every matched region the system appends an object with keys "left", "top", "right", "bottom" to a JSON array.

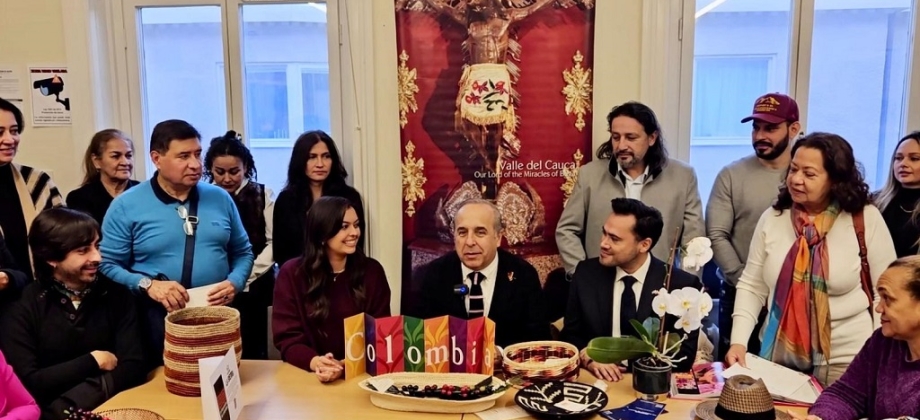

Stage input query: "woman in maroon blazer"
[{"left": 272, "top": 196, "right": 390, "bottom": 383}]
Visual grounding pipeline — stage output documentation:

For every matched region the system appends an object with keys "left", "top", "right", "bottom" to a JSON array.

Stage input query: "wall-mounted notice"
[
  {"left": 29, "top": 66, "right": 71, "bottom": 126},
  {"left": 0, "top": 67, "right": 25, "bottom": 104}
]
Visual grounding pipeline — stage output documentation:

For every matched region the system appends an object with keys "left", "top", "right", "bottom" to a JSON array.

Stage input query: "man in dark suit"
[
  {"left": 562, "top": 198, "right": 702, "bottom": 381},
  {"left": 414, "top": 199, "right": 549, "bottom": 347}
]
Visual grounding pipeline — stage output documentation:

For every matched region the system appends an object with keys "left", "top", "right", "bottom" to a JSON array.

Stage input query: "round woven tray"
[
  {"left": 501, "top": 340, "right": 580, "bottom": 387},
  {"left": 358, "top": 372, "right": 507, "bottom": 414},
  {"left": 164, "top": 306, "right": 242, "bottom": 397},
  {"left": 95, "top": 408, "right": 165, "bottom": 420}
]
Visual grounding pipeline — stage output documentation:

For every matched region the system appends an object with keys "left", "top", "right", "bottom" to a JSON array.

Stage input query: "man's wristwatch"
[{"left": 139, "top": 277, "right": 153, "bottom": 293}]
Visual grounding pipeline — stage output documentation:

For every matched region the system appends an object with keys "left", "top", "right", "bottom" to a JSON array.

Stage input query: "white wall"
[{"left": 0, "top": 0, "right": 79, "bottom": 192}]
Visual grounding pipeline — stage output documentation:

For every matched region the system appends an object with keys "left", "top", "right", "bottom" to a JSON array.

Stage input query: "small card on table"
[{"left": 199, "top": 346, "right": 242, "bottom": 420}]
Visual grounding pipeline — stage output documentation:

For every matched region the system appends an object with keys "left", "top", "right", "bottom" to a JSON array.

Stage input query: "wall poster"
[{"left": 396, "top": 0, "right": 596, "bottom": 311}]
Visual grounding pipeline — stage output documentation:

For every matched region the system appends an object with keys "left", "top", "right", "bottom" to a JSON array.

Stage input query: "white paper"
[
  {"left": 592, "top": 379, "right": 608, "bottom": 392},
  {"left": 722, "top": 353, "right": 818, "bottom": 404},
  {"left": 555, "top": 399, "right": 588, "bottom": 412},
  {"left": 28, "top": 66, "right": 71, "bottom": 126},
  {"left": 366, "top": 377, "right": 394, "bottom": 394},
  {"left": 199, "top": 346, "right": 242, "bottom": 420},
  {"left": 187, "top": 285, "right": 216, "bottom": 308},
  {"left": 0, "top": 67, "right": 25, "bottom": 103},
  {"left": 474, "top": 406, "right": 530, "bottom": 420}
]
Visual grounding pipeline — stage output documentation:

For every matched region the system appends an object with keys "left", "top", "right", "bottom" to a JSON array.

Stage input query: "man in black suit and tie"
[
  {"left": 414, "top": 199, "right": 549, "bottom": 347},
  {"left": 562, "top": 198, "right": 702, "bottom": 381}
]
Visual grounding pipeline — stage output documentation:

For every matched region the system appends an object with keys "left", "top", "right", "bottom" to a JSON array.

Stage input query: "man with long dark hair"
[{"left": 556, "top": 101, "right": 705, "bottom": 275}]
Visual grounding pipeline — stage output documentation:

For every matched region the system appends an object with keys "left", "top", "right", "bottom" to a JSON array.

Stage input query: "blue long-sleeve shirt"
[{"left": 100, "top": 179, "right": 254, "bottom": 292}]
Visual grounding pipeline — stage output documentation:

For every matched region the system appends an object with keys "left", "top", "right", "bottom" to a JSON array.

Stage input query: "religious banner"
[
  {"left": 395, "top": 0, "right": 596, "bottom": 312},
  {"left": 344, "top": 313, "right": 496, "bottom": 379}
]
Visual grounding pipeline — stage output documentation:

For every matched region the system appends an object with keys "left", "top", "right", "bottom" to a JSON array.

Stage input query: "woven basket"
[
  {"left": 358, "top": 372, "right": 506, "bottom": 414},
  {"left": 164, "top": 306, "right": 242, "bottom": 397},
  {"left": 501, "top": 340, "right": 580, "bottom": 387},
  {"left": 95, "top": 409, "right": 165, "bottom": 420}
]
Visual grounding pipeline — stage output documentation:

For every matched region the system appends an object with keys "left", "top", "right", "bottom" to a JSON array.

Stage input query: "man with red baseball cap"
[{"left": 706, "top": 92, "right": 802, "bottom": 361}]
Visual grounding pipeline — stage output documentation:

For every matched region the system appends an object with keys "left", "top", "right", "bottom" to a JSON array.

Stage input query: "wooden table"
[
  {"left": 482, "top": 372, "right": 809, "bottom": 420},
  {"left": 97, "top": 361, "right": 810, "bottom": 420}
]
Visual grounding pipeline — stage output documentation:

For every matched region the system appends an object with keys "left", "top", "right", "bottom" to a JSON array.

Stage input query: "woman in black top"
[
  {"left": 0, "top": 208, "right": 146, "bottom": 419},
  {"left": 874, "top": 131, "right": 920, "bottom": 257},
  {"left": 0, "top": 235, "right": 28, "bottom": 318},
  {"left": 66, "top": 129, "right": 139, "bottom": 224},
  {"left": 204, "top": 130, "right": 275, "bottom": 360},
  {"left": 0, "top": 98, "right": 64, "bottom": 281},
  {"left": 273, "top": 130, "right": 365, "bottom": 266}
]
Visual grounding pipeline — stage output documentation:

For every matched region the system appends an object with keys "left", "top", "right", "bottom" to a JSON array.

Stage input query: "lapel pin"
[{"left": 508, "top": 272, "right": 514, "bottom": 282}]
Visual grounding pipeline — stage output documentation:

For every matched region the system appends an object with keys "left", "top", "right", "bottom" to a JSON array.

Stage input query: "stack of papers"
[{"left": 721, "top": 353, "right": 821, "bottom": 405}]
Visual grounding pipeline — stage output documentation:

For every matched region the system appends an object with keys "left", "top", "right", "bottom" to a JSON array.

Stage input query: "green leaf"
[
  {"left": 667, "top": 332, "right": 682, "bottom": 348},
  {"left": 642, "top": 318, "right": 661, "bottom": 343},
  {"left": 489, "top": 80, "right": 495, "bottom": 90},
  {"left": 630, "top": 319, "right": 650, "bottom": 342},
  {"left": 483, "top": 91, "right": 499, "bottom": 100},
  {"left": 585, "top": 336, "right": 656, "bottom": 364},
  {"left": 661, "top": 332, "right": 684, "bottom": 357}
]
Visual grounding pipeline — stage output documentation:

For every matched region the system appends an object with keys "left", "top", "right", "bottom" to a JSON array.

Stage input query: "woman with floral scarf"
[{"left": 725, "top": 132, "right": 897, "bottom": 387}]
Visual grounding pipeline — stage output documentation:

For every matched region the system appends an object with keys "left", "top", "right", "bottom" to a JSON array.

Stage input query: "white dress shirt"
[
  {"left": 229, "top": 179, "right": 275, "bottom": 292},
  {"left": 611, "top": 253, "right": 652, "bottom": 336},
  {"left": 460, "top": 254, "right": 500, "bottom": 318},
  {"left": 618, "top": 165, "right": 650, "bottom": 200}
]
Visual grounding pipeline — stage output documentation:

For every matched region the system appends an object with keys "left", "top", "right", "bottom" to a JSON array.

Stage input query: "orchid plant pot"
[{"left": 632, "top": 356, "right": 671, "bottom": 401}]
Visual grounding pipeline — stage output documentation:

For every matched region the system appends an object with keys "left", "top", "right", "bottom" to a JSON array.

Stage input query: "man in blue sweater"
[{"left": 100, "top": 119, "right": 254, "bottom": 364}]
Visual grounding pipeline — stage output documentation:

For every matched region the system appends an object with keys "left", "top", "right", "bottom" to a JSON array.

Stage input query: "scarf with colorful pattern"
[{"left": 760, "top": 202, "right": 838, "bottom": 371}]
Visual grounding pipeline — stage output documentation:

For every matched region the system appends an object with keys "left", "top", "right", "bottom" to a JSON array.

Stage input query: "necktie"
[
  {"left": 620, "top": 276, "right": 638, "bottom": 337},
  {"left": 468, "top": 272, "right": 484, "bottom": 318}
]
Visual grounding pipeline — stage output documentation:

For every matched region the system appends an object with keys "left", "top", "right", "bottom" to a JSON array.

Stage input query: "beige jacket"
[{"left": 555, "top": 157, "right": 705, "bottom": 274}]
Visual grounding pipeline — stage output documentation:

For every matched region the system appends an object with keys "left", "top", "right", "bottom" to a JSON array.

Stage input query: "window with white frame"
[
  {"left": 117, "top": 0, "right": 337, "bottom": 193},
  {"left": 683, "top": 0, "right": 917, "bottom": 205},
  {"left": 692, "top": 56, "right": 771, "bottom": 141},
  {"left": 244, "top": 64, "right": 331, "bottom": 147}
]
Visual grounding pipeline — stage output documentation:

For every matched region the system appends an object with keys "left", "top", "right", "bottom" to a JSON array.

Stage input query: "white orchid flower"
[
  {"left": 698, "top": 291, "right": 713, "bottom": 318},
  {"left": 666, "top": 288, "right": 692, "bottom": 317},
  {"left": 682, "top": 254, "right": 701, "bottom": 272},
  {"left": 680, "top": 286, "right": 703, "bottom": 300},
  {"left": 681, "top": 237, "right": 714, "bottom": 271},
  {"left": 686, "top": 237, "right": 711, "bottom": 254},
  {"left": 652, "top": 289, "right": 670, "bottom": 317},
  {"left": 674, "top": 310, "right": 703, "bottom": 334},
  {"left": 668, "top": 287, "right": 702, "bottom": 317}
]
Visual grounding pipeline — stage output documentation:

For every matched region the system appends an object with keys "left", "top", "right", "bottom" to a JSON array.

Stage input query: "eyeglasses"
[{"left": 176, "top": 205, "right": 199, "bottom": 236}]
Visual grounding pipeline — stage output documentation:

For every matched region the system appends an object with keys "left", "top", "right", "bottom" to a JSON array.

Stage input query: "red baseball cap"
[{"left": 741, "top": 93, "right": 799, "bottom": 124}]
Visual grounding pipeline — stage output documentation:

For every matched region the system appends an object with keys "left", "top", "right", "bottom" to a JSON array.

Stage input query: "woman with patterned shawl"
[
  {"left": 725, "top": 132, "right": 897, "bottom": 387},
  {"left": 0, "top": 98, "right": 64, "bottom": 281}
]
